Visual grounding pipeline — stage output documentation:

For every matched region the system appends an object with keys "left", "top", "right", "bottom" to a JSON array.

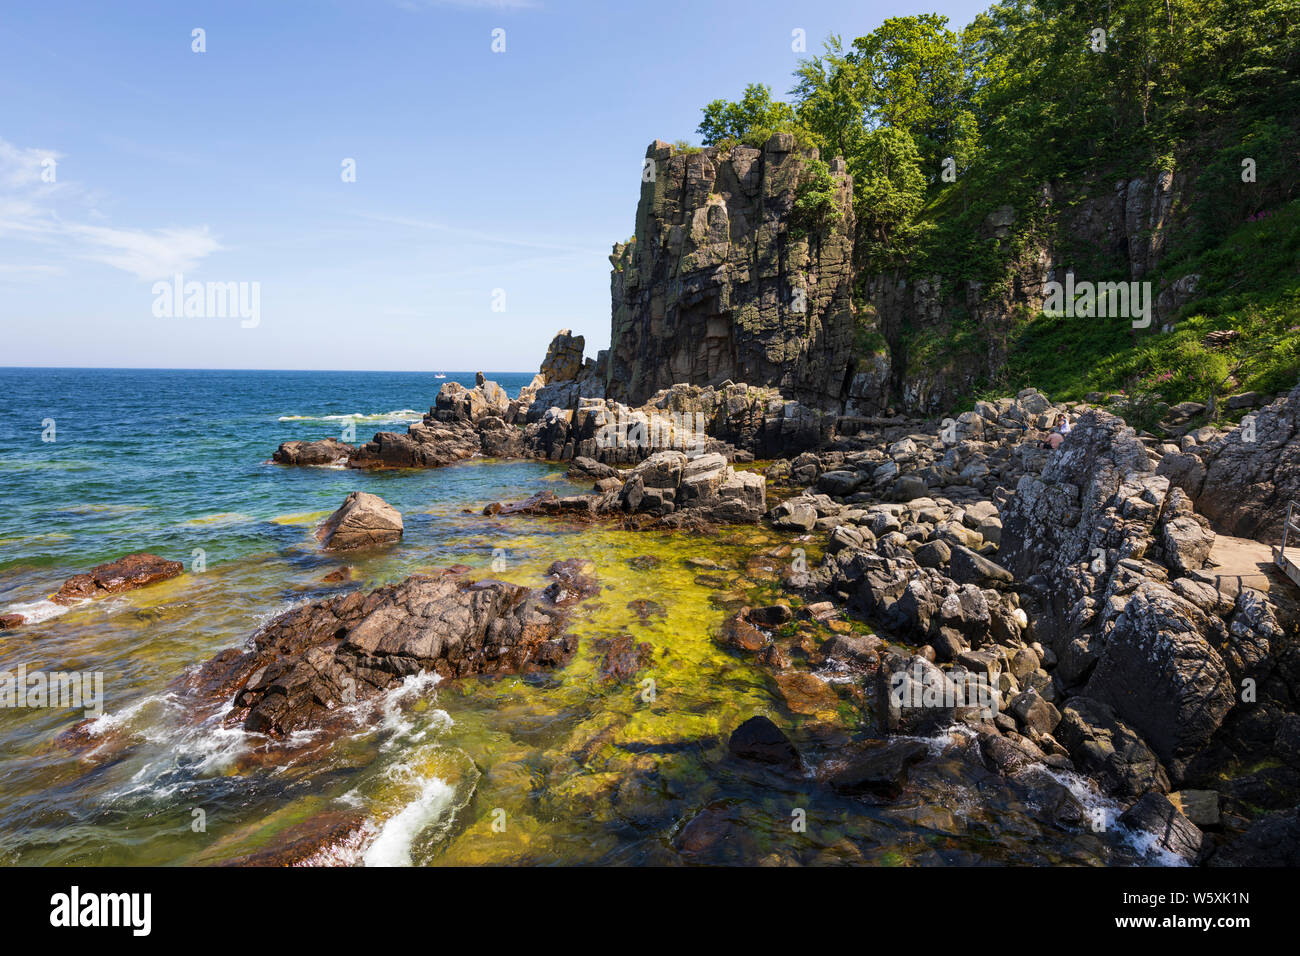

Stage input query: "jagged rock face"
[
  {"left": 344, "top": 377, "right": 523, "bottom": 469},
  {"left": 998, "top": 409, "right": 1161, "bottom": 582},
  {"left": 538, "top": 329, "right": 586, "bottom": 384},
  {"left": 435, "top": 379, "right": 510, "bottom": 423},
  {"left": 1159, "top": 380, "right": 1300, "bottom": 540},
  {"left": 347, "top": 419, "right": 481, "bottom": 468},
  {"left": 995, "top": 409, "right": 1253, "bottom": 780},
  {"left": 523, "top": 382, "right": 835, "bottom": 464},
  {"left": 198, "top": 561, "right": 598, "bottom": 737},
  {"left": 1055, "top": 697, "right": 1170, "bottom": 800},
  {"left": 607, "top": 135, "right": 856, "bottom": 410},
  {"left": 1084, "top": 580, "right": 1235, "bottom": 777}
]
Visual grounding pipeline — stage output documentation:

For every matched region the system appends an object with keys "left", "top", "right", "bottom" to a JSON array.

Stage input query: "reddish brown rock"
[
  {"left": 52, "top": 552, "right": 184, "bottom": 606},
  {"left": 772, "top": 672, "right": 840, "bottom": 716},
  {"left": 193, "top": 560, "right": 599, "bottom": 737},
  {"left": 597, "top": 633, "right": 653, "bottom": 683},
  {"left": 0, "top": 613, "right": 25, "bottom": 630},
  {"left": 218, "top": 811, "right": 370, "bottom": 867},
  {"left": 720, "top": 608, "right": 769, "bottom": 652}
]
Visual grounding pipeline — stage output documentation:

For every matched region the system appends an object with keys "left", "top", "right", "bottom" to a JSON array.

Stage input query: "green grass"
[{"left": 1000, "top": 199, "right": 1300, "bottom": 409}]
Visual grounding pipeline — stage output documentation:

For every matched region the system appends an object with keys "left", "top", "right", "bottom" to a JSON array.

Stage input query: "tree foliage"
[
  {"left": 697, "top": 83, "right": 799, "bottom": 147},
  {"left": 695, "top": 0, "right": 1300, "bottom": 277}
]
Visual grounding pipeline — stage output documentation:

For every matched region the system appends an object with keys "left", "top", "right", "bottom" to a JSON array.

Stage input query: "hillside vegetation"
[{"left": 695, "top": 0, "right": 1300, "bottom": 416}]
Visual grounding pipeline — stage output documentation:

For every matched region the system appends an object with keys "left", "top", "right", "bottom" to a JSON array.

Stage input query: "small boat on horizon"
[{"left": 434, "top": 373, "right": 446, "bottom": 379}]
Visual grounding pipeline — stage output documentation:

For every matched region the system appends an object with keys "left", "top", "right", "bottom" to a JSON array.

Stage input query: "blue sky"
[{"left": 0, "top": 0, "right": 989, "bottom": 371}]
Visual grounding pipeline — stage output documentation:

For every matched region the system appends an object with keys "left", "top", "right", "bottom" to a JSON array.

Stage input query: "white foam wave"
[
  {"left": 93, "top": 691, "right": 259, "bottom": 800},
  {"left": 1, "top": 599, "right": 70, "bottom": 625},
  {"left": 81, "top": 691, "right": 182, "bottom": 737},
  {"left": 337, "top": 671, "right": 450, "bottom": 747},
  {"left": 277, "top": 409, "right": 423, "bottom": 424},
  {"left": 361, "top": 774, "right": 457, "bottom": 867},
  {"left": 1029, "top": 764, "right": 1189, "bottom": 866}
]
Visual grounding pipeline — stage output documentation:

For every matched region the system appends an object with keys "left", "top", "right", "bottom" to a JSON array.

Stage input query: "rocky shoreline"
[
  {"left": 18, "top": 362, "right": 1296, "bottom": 865},
  {"left": 258, "top": 340, "right": 1300, "bottom": 864}
]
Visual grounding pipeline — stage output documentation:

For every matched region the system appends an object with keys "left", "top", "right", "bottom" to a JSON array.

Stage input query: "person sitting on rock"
[{"left": 1042, "top": 413, "right": 1071, "bottom": 449}]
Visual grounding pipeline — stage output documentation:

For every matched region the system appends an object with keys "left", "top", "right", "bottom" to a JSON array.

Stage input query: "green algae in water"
[{"left": 0, "top": 448, "right": 1160, "bottom": 866}]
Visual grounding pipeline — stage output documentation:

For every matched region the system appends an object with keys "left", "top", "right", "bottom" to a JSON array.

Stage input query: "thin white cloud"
[
  {"left": 0, "top": 136, "right": 220, "bottom": 281},
  {"left": 361, "top": 212, "right": 604, "bottom": 256},
  {"left": 0, "top": 140, "right": 60, "bottom": 190},
  {"left": 65, "top": 223, "right": 222, "bottom": 280}
]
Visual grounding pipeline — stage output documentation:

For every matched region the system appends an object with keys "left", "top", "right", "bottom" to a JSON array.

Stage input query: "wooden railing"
[{"left": 1276, "top": 502, "right": 1300, "bottom": 587}]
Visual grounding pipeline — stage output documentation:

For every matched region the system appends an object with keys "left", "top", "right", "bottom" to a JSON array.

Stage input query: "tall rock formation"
[{"left": 607, "top": 135, "right": 856, "bottom": 410}]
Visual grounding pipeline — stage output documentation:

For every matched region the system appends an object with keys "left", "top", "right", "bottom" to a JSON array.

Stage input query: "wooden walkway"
[{"left": 1209, "top": 534, "right": 1290, "bottom": 595}]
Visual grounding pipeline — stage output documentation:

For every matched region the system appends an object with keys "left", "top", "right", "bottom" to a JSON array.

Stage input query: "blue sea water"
[{"left": 0, "top": 368, "right": 536, "bottom": 580}]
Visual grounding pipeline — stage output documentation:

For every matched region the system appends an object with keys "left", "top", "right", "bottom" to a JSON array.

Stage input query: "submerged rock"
[
  {"left": 597, "top": 634, "right": 653, "bottom": 683},
  {"left": 52, "top": 552, "right": 183, "bottom": 606},
  {"left": 316, "top": 492, "right": 403, "bottom": 552},
  {"left": 219, "top": 811, "right": 369, "bottom": 867},
  {"left": 728, "top": 715, "right": 801, "bottom": 771},
  {"left": 829, "top": 739, "right": 929, "bottom": 797}
]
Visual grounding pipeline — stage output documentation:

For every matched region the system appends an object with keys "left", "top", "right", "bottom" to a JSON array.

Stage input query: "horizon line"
[{"left": 0, "top": 365, "right": 536, "bottom": 374}]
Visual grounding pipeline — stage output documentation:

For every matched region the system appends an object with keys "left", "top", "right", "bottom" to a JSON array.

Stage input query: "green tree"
[
  {"left": 853, "top": 15, "right": 977, "bottom": 172},
  {"left": 855, "top": 127, "right": 927, "bottom": 261},
  {"left": 697, "top": 83, "right": 799, "bottom": 146}
]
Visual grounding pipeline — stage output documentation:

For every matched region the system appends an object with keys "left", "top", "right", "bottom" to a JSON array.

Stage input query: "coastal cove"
[
  {"left": 1, "top": 0, "right": 1297, "bottom": 878},
  {"left": 0, "top": 367, "right": 1191, "bottom": 866}
]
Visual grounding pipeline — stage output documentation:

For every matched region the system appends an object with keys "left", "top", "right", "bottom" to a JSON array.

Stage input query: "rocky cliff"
[
  {"left": 606, "top": 135, "right": 857, "bottom": 410},
  {"left": 598, "top": 136, "right": 1205, "bottom": 419}
]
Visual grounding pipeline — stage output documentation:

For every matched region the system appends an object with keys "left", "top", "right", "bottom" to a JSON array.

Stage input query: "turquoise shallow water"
[{"left": 0, "top": 368, "right": 535, "bottom": 581}]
